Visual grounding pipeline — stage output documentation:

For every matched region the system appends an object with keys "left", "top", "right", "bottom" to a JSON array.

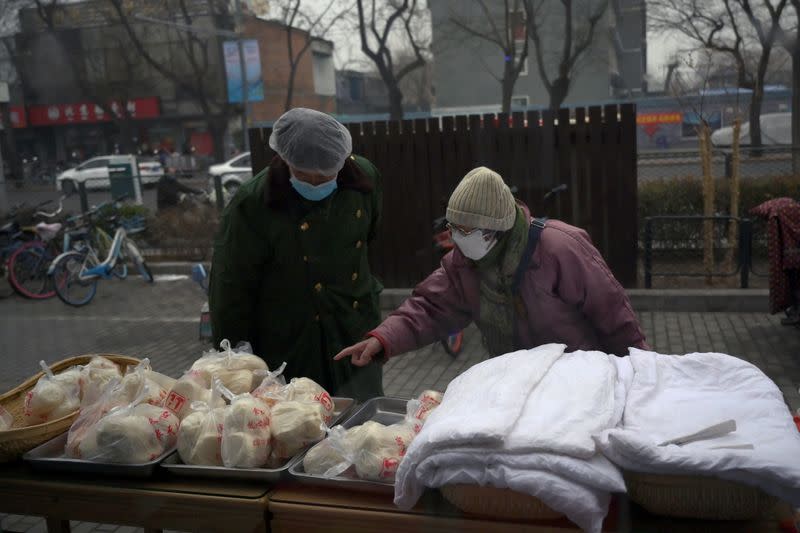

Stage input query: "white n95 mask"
[{"left": 451, "top": 230, "right": 497, "bottom": 260}]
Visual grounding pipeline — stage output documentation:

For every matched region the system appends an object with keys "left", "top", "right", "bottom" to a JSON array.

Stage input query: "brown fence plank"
[
  {"left": 452, "top": 115, "right": 471, "bottom": 193},
  {"left": 617, "top": 103, "right": 638, "bottom": 286},
  {"left": 525, "top": 110, "right": 542, "bottom": 213},
  {"left": 574, "top": 107, "right": 589, "bottom": 231},
  {"left": 427, "top": 117, "right": 445, "bottom": 271},
  {"left": 556, "top": 108, "right": 573, "bottom": 225},
  {"left": 510, "top": 111, "right": 526, "bottom": 194},
  {"left": 587, "top": 106, "right": 606, "bottom": 258},
  {"left": 603, "top": 104, "right": 623, "bottom": 285}
]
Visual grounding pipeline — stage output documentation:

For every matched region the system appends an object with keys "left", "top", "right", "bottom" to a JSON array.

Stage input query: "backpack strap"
[{"left": 512, "top": 217, "right": 547, "bottom": 292}]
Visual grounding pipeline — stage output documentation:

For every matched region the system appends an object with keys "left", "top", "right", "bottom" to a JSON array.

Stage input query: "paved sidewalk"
[{"left": 2, "top": 280, "right": 799, "bottom": 532}]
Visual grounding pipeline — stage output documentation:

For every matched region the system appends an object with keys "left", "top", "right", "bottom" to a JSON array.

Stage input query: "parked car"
[
  {"left": 56, "top": 155, "right": 164, "bottom": 193},
  {"left": 711, "top": 112, "right": 791, "bottom": 146},
  {"left": 207, "top": 152, "right": 252, "bottom": 194}
]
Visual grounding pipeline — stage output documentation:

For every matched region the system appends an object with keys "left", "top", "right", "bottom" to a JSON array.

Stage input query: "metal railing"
[{"left": 643, "top": 215, "right": 754, "bottom": 288}]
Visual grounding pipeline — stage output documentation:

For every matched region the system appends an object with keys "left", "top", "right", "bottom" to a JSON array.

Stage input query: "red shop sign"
[{"left": 27, "top": 97, "right": 160, "bottom": 126}]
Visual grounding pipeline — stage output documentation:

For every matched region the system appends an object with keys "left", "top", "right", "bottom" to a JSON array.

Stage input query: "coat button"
[
  {"left": 300, "top": 222, "right": 310, "bottom": 231},
  {"left": 352, "top": 301, "right": 359, "bottom": 309},
  {"left": 303, "top": 255, "right": 308, "bottom": 262},
  {"left": 356, "top": 209, "right": 362, "bottom": 219},
  {"left": 314, "top": 282, "right": 323, "bottom": 292},
  {"left": 315, "top": 314, "right": 320, "bottom": 321},
  {"left": 351, "top": 272, "right": 358, "bottom": 281},
  {"left": 355, "top": 240, "right": 363, "bottom": 249}
]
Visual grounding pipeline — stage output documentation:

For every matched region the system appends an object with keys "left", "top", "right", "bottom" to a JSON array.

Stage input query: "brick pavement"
[{"left": 2, "top": 280, "right": 800, "bottom": 532}]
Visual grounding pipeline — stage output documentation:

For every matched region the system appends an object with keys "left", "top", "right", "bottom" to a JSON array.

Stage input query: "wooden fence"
[{"left": 249, "top": 103, "right": 638, "bottom": 288}]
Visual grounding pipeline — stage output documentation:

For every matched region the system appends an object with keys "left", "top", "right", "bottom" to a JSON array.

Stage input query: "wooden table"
[
  {"left": 1, "top": 462, "right": 794, "bottom": 533},
  {"left": 0, "top": 461, "right": 270, "bottom": 533},
  {"left": 267, "top": 485, "right": 795, "bottom": 533}
]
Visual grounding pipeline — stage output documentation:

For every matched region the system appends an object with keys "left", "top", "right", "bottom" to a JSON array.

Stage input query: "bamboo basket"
[
  {"left": 0, "top": 354, "right": 141, "bottom": 463},
  {"left": 624, "top": 471, "right": 779, "bottom": 520},
  {"left": 440, "top": 484, "right": 564, "bottom": 521}
]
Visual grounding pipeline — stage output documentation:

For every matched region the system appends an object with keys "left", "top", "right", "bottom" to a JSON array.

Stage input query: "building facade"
[{"left": 1, "top": 1, "right": 337, "bottom": 171}]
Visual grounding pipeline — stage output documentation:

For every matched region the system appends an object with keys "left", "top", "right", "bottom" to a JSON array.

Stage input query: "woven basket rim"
[{"left": 0, "top": 354, "right": 141, "bottom": 436}]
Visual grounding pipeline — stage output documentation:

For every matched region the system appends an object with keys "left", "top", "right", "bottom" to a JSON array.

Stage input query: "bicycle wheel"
[
  {"left": 441, "top": 331, "right": 464, "bottom": 357},
  {"left": 51, "top": 251, "right": 98, "bottom": 306},
  {"left": 8, "top": 241, "right": 57, "bottom": 299},
  {"left": 126, "top": 240, "right": 153, "bottom": 282}
]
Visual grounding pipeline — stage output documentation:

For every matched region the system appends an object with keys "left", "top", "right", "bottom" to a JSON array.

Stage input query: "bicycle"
[
  {"left": 48, "top": 197, "right": 154, "bottom": 306},
  {"left": 1, "top": 199, "right": 65, "bottom": 299}
]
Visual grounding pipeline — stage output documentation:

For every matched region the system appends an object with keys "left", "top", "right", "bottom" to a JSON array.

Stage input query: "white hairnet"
[{"left": 268, "top": 108, "right": 353, "bottom": 176}]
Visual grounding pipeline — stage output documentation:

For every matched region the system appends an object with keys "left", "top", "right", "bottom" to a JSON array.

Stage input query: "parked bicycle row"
[{"left": 0, "top": 194, "right": 153, "bottom": 306}]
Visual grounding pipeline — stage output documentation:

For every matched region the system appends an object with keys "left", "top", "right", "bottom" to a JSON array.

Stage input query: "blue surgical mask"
[{"left": 290, "top": 175, "right": 338, "bottom": 201}]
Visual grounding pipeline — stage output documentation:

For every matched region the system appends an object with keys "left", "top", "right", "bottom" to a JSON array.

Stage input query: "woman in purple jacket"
[{"left": 335, "top": 167, "right": 648, "bottom": 367}]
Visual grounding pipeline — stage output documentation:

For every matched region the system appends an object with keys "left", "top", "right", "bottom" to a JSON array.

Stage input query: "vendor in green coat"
[{"left": 209, "top": 108, "right": 384, "bottom": 401}]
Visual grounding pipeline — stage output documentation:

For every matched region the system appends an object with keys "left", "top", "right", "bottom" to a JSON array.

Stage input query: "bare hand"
[{"left": 334, "top": 337, "right": 383, "bottom": 367}]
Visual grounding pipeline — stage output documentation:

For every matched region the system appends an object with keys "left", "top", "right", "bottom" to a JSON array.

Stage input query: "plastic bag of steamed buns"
[
  {"left": 188, "top": 340, "right": 267, "bottom": 395},
  {"left": 21, "top": 356, "right": 124, "bottom": 427},
  {"left": 65, "top": 365, "right": 179, "bottom": 463},
  {"left": 303, "top": 390, "right": 444, "bottom": 483}
]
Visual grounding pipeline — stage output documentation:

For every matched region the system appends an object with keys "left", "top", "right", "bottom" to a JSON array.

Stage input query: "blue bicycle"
[{"left": 47, "top": 198, "right": 153, "bottom": 306}]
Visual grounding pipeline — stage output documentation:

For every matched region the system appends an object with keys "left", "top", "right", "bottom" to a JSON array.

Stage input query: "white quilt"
[
  {"left": 597, "top": 348, "right": 800, "bottom": 506},
  {"left": 394, "top": 344, "right": 626, "bottom": 533}
]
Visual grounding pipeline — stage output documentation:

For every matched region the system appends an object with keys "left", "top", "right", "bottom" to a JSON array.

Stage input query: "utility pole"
[{"left": 235, "top": 0, "right": 250, "bottom": 152}]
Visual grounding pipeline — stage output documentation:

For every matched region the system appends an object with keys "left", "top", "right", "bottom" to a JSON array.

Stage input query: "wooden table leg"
[{"left": 45, "top": 517, "right": 70, "bottom": 533}]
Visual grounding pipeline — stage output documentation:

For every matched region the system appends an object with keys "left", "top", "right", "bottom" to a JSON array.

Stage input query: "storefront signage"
[
  {"left": 636, "top": 112, "right": 682, "bottom": 125},
  {"left": 27, "top": 97, "right": 160, "bottom": 126}
]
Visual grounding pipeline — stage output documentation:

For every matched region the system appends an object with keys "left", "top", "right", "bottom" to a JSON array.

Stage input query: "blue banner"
[{"left": 224, "top": 40, "right": 264, "bottom": 103}]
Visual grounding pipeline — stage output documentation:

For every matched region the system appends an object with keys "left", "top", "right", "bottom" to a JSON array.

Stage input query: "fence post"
[
  {"left": 739, "top": 217, "right": 752, "bottom": 289},
  {"left": 213, "top": 174, "right": 224, "bottom": 212},
  {"left": 644, "top": 217, "right": 653, "bottom": 289},
  {"left": 78, "top": 181, "right": 89, "bottom": 213}
]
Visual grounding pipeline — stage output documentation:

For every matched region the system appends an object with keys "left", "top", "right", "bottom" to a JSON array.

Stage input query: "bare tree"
[
  {"left": 650, "top": 0, "right": 790, "bottom": 147},
  {"left": 522, "top": 0, "right": 608, "bottom": 112},
  {"left": 355, "top": 0, "right": 430, "bottom": 120},
  {"left": 448, "top": 0, "right": 529, "bottom": 113},
  {"left": 103, "top": 0, "right": 236, "bottom": 161},
  {"left": 273, "top": 0, "right": 352, "bottom": 111}
]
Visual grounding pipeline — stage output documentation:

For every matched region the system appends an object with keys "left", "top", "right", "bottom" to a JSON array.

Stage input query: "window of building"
[
  {"left": 349, "top": 76, "right": 364, "bottom": 102},
  {"left": 312, "top": 51, "right": 336, "bottom": 96},
  {"left": 511, "top": 95, "right": 529, "bottom": 110}
]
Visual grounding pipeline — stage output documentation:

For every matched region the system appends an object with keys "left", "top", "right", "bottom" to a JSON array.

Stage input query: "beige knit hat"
[{"left": 446, "top": 167, "right": 516, "bottom": 231}]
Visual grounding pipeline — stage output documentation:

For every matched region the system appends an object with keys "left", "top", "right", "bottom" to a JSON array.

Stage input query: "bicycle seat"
[
  {"left": 0, "top": 221, "right": 19, "bottom": 235},
  {"left": 36, "top": 222, "right": 62, "bottom": 241}
]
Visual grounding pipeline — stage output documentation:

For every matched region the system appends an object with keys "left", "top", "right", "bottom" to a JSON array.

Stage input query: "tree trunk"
[
  {"left": 501, "top": 62, "right": 514, "bottom": 114},
  {"left": 724, "top": 117, "right": 742, "bottom": 276},
  {"left": 793, "top": 40, "right": 800, "bottom": 175},
  {"left": 748, "top": 83, "right": 765, "bottom": 148},
  {"left": 388, "top": 86, "right": 404, "bottom": 121},
  {"left": 209, "top": 117, "right": 227, "bottom": 163},
  {"left": 698, "top": 123, "right": 715, "bottom": 286},
  {"left": 285, "top": 62, "right": 298, "bottom": 112},
  {"left": 0, "top": 103, "right": 20, "bottom": 183},
  {"left": 549, "top": 78, "right": 569, "bottom": 113}
]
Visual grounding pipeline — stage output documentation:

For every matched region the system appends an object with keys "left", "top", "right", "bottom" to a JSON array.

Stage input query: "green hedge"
[
  {"left": 639, "top": 174, "right": 800, "bottom": 219},
  {"left": 638, "top": 174, "right": 800, "bottom": 249}
]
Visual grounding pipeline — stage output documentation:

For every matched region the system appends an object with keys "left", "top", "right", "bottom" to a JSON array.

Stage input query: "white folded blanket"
[
  {"left": 394, "top": 344, "right": 626, "bottom": 533},
  {"left": 597, "top": 348, "right": 800, "bottom": 506}
]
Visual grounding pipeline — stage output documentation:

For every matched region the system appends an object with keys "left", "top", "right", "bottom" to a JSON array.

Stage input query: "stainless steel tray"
[
  {"left": 288, "top": 396, "right": 410, "bottom": 494},
  {"left": 160, "top": 396, "right": 355, "bottom": 481},
  {"left": 23, "top": 432, "right": 175, "bottom": 478}
]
